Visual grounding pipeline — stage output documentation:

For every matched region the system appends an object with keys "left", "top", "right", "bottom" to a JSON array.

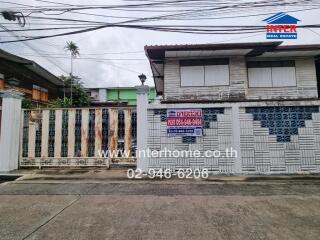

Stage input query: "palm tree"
[{"left": 64, "top": 41, "right": 80, "bottom": 106}]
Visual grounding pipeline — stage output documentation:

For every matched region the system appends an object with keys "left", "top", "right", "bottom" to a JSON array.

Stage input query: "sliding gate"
[{"left": 20, "top": 107, "right": 137, "bottom": 167}]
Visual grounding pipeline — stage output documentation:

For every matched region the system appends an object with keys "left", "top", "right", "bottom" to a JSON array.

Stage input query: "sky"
[{"left": 1, "top": 0, "right": 320, "bottom": 88}]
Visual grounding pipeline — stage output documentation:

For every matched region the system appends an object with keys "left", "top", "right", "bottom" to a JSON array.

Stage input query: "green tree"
[
  {"left": 22, "top": 98, "right": 36, "bottom": 109},
  {"left": 64, "top": 41, "right": 80, "bottom": 106},
  {"left": 49, "top": 75, "right": 92, "bottom": 108}
]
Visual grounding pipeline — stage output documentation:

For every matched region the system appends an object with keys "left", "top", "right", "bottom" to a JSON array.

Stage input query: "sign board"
[
  {"left": 263, "top": 12, "right": 300, "bottom": 40},
  {"left": 167, "top": 109, "right": 203, "bottom": 136}
]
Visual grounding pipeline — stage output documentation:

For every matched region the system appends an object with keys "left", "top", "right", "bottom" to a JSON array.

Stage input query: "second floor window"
[
  {"left": 180, "top": 59, "right": 229, "bottom": 87},
  {"left": 248, "top": 60, "right": 296, "bottom": 88}
]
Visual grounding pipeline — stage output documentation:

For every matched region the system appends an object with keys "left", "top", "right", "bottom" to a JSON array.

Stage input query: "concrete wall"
[
  {"left": 240, "top": 106, "right": 320, "bottom": 173},
  {"left": 147, "top": 106, "right": 235, "bottom": 172},
  {"left": 163, "top": 57, "right": 318, "bottom": 101},
  {"left": 143, "top": 100, "right": 320, "bottom": 174}
]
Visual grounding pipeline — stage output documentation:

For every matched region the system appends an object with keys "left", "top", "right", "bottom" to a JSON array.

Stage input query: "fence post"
[
  {"left": 0, "top": 91, "right": 23, "bottom": 172},
  {"left": 136, "top": 85, "right": 149, "bottom": 172}
]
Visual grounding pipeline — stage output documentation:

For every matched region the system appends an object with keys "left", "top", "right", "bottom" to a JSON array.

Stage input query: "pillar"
[
  {"left": 136, "top": 85, "right": 149, "bottom": 172},
  {"left": 0, "top": 91, "right": 23, "bottom": 171}
]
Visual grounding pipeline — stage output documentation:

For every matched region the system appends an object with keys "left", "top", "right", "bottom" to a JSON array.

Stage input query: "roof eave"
[
  {"left": 144, "top": 41, "right": 283, "bottom": 60},
  {"left": 0, "top": 48, "right": 63, "bottom": 86},
  {"left": 25, "top": 62, "right": 63, "bottom": 87}
]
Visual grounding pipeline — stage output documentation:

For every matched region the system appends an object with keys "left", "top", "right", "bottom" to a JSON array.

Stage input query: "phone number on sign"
[{"left": 127, "top": 168, "right": 209, "bottom": 179}]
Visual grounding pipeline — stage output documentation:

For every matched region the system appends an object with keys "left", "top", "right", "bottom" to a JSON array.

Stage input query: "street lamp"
[{"left": 138, "top": 73, "right": 146, "bottom": 85}]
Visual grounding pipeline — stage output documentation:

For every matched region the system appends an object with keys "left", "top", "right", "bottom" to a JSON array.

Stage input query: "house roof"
[
  {"left": 145, "top": 41, "right": 282, "bottom": 60},
  {"left": 145, "top": 42, "right": 320, "bottom": 95},
  {"left": 0, "top": 49, "right": 63, "bottom": 86},
  {"left": 263, "top": 12, "right": 300, "bottom": 24}
]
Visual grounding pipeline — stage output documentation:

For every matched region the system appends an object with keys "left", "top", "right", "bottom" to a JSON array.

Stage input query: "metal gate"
[{"left": 19, "top": 107, "right": 137, "bottom": 167}]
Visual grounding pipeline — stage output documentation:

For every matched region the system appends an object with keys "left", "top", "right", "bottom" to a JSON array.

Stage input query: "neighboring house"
[
  {"left": 0, "top": 49, "right": 63, "bottom": 103},
  {"left": 89, "top": 87, "right": 157, "bottom": 106},
  {"left": 142, "top": 41, "right": 320, "bottom": 174}
]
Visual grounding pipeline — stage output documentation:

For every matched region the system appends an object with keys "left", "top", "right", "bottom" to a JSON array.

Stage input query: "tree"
[
  {"left": 49, "top": 75, "right": 92, "bottom": 108},
  {"left": 22, "top": 98, "right": 36, "bottom": 109},
  {"left": 64, "top": 41, "right": 80, "bottom": 106}
]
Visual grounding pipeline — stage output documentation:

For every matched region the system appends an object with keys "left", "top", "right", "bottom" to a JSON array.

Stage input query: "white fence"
[{"left": 20, "top": 108, "right": 137, "bottom": 168}]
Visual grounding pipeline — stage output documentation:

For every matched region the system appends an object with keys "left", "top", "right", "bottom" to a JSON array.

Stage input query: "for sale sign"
[{"left": 167, "top": 109, "right": 203, "bottom": 136}]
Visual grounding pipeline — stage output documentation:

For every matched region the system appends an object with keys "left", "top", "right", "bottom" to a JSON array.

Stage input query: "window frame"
[
  {"left": 179, "top": 58, "right": 230, "bottom": 88},
  {"left": 247, "top": 60, "right": 297, "bottom": 88}
]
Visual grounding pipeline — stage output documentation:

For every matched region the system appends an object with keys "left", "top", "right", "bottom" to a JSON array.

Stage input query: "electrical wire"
[{"left": 0, "top": 0, "right": 319, "bottom": 42}]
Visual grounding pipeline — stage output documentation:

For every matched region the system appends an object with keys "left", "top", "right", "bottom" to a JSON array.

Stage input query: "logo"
[{"left": 263, "top": 12, "right": 300, "bottom": 39}]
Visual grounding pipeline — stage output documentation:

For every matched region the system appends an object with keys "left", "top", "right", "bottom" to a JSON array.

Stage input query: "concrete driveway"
[{"left": 0, "top": 175, "right": 320, "bottom": 240}]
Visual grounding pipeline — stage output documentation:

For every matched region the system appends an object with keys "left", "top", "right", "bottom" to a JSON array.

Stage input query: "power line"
[
  {"left": 17, "top": 50, "right": 144, "bottom": 55},
  {"left": 0, "top": 0, "right": 318, "bottom": 43},
  {"left": 17, "top": 54, "right": 148, "bottom": 61},
  {"left": 0, "top": 23, "right": 69, "bottom": 73}
]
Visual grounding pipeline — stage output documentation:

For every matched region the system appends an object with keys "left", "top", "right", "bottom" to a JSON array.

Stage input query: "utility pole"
[{"left": 70, "top": 52, "right": 73, "bottom": 106}]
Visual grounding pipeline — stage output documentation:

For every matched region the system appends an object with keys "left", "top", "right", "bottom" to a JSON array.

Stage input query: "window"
[
  {"left": 32, "top": 84, "right": 48, "bottom": 102},
  {"left": 248, "top": 68, "right": 272, "bottom": 87},
  {"left": 0, "top": 73, "right": 4, "bottom": 89},
  {"left": 32, "top": 85, "right": 41, "bottom": 101},
  {"left": 180, "top": 59, "right": 229, "bottom": 87},
  {"left": 205, "top": 65, "right": 230, "bottom": 86},
  {"left": 248, "top": 61, "right": 296, "bottom": 88},
  {"left": 180, "top": 65, "right": 204, "bottom": 86},
  {"left": 272, "top": 67, "right": 296, "bottom": 87}
]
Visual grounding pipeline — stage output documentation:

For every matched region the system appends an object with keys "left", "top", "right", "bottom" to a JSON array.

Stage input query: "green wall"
[{"left": 107, "top": 87, "right": 156, "bottom": 106}]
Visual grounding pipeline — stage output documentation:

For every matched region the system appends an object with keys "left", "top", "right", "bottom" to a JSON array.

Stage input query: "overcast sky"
[{"left": 1, "top": 0, "right": 320, "bottom": 88}]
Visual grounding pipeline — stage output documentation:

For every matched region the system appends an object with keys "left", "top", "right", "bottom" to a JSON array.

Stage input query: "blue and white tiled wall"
[
  {"left": 147, "top": 104, "right": 320, "bottom": 174},
  {"left": 240, "top": 106, "right": 320, "bottom": 173},
  {"left": 147, "top": 107, "right": 233, "bottom": 172}
]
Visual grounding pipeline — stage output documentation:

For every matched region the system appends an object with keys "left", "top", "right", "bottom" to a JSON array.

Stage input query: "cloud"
[{"left": 1, "top": 0, "right": 320, "bottom": 89}]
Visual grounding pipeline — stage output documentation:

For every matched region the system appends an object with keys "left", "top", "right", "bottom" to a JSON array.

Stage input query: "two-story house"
[{"left": 143, "top": 41, "right": 320, "bottom": 174}]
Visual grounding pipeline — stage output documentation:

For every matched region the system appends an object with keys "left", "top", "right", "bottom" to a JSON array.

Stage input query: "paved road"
[{"left": 0, "top": 180, "right": 320, "bottom": 240}]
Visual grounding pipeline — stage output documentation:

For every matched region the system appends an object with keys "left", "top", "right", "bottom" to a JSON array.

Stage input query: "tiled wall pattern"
[
  {"left": 147, "top": 107, "right": 234, "bottom": 172},
  {"left": 147, "top": 105, "right": 320, "bottom": 174},
  {"left": 240, "top": 106, "right": 320, "bottom": 173}
]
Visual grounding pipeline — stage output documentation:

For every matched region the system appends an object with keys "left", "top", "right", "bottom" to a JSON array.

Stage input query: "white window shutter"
[
  {"left": 272, "top": 67, "right": 296, "bottom": 87},
  {"left": 248, "top": 68, "right": 272, "bottom": 87},
  {"left": 204, "top": 65, "right": 229, "bottom": 86},
  {"left": 180, "top": 66, "right": 205, "bottom": 86}
]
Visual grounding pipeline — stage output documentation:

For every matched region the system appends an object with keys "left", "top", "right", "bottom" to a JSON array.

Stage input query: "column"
[
  {"left": 136, "top": 85, "right": 149, "bottom": 172},
  {"left": 0, "top": 91, "right": 23, "bottom": 171}
]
